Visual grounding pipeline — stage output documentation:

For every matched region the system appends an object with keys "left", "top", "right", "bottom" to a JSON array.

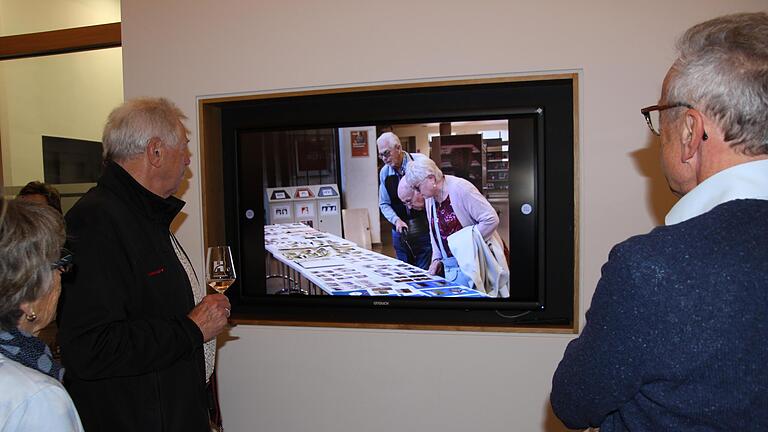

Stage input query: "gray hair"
[
  {"left": 102, "top": 97, "right": 189, "bottom": 161},
  {"left": 0, "top": 198, "right": 65, "bottom": 330},
  {"left": 404, "top": 157, "right": 444, "bottom": 186},
  {"left": 376, "top": 132, "right": 401, "bottom": 150},
  {"left": 667, "top": 12, "right": 768, "bottom": 155}
]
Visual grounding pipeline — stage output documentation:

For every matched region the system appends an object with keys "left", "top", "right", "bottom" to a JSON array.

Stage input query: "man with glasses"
[
  {"left": 377, "top": 132, "right": 432, "bottom": 269},
  {"left": 397, "top": 176, "right": 426, "bottom": 212},
  {"left": 552, "top": 13, "right": 768, "bottom": 431}
]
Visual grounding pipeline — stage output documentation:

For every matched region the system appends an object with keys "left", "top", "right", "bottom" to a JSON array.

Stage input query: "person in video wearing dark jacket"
[
  {"left": 377, "top": 132, "right": 432, "bottom": 269},
  {"left": 58, "top": 97, "right": 230, "bottom": 432}
]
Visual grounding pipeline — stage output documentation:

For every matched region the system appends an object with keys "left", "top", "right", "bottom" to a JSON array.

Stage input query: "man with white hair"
[
  {"left": 551, "top": 13, "right": 768, "bottom": 431},
  {"left": 377, "top": 132, "right": 432, "bottom": 269},
  {"left": 59, "top": 97, "right": 230, "bottom": 432},
  {"left": 397, "top": 176, "right": 426, "bottom": 211}
]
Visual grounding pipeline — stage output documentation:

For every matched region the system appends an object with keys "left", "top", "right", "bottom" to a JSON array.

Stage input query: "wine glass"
[{"left": 206, "top": 246, "right": 237, "bottom": 294}]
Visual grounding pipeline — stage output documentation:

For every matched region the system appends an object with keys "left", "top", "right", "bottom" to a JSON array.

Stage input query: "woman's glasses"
[{"left": 51, "top": 249, "right": 73, "bottom": 273}]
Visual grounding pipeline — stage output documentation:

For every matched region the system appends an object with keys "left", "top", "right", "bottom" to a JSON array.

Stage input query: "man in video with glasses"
[
  {"left": 377, "top": 132, "right": 432, "bottom": 269},
  {"left": 551, "top": 13, "right": 768, "bottom": 431}
]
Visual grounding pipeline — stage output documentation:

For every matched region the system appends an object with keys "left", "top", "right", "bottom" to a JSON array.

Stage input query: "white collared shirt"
[
  {"left": 0, "top": 353, "right": 84, "bottom": 431},
  {"left": 665, "top": 159, "right": 768, "bottom": 225}
]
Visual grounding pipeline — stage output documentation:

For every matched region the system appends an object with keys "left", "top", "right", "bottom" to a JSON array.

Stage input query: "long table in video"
[{"left": 264, "top": 223, "right": 488, "bottom": 297}]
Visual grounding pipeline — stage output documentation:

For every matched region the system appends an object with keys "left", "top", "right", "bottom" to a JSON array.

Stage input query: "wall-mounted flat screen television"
[{"left": 212, "top": 77, "right": 576, "bottom": 327}]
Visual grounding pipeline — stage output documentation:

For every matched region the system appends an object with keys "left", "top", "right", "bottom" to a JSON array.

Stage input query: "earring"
[{"left": 25, "top": 311, "right": 37, "bottom": 322}]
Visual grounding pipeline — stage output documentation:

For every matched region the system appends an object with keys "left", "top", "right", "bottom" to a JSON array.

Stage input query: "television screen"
[{"left": 216, "top": 78, "right": 575, "bottom": 326}]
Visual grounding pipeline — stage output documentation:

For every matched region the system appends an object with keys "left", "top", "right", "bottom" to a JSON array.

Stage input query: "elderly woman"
[
  {"left": 405, "top": 157, "right": 509, "bottom": 296},
  {"left": 0, "top": 198, "right": 83, "bottom": 431}
]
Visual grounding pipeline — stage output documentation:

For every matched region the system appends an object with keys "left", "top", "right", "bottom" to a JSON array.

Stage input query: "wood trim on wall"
[
  {"left": 199, "top": 102, "right": 226, "bottom": 250},
  {"left": 230, "top": 317, "right": 575, "bottom": 334},
  {"left": 0, "top": 22, "right": 121, "bottom": 61},
  {"left": 572, "top": 74, "right": 581, "bottom": 334}
]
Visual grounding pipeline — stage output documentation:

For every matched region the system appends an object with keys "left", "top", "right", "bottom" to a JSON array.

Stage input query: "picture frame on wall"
[{"left": 350, "top": 130, "right": 369, "bottom": 157}]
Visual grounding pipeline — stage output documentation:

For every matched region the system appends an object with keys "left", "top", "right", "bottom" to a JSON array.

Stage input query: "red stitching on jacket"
[{"left": 147, "top": 267, "right": 165, "bottom": 276}]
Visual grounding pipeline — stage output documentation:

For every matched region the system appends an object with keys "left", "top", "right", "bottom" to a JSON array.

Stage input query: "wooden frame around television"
[{"left": 198, "top": 73, "right": 580, "bottom": 333}]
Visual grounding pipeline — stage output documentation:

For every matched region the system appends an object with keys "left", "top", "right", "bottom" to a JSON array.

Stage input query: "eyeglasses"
[
  {"left": 51, "top": 249, "right": 74, "bottom": 273},
  {"left": 641, "top": 102, "right": 694, "bottom": 136},
  {"left": 379, "top": 145, "right": 403, "bottom": 161}
]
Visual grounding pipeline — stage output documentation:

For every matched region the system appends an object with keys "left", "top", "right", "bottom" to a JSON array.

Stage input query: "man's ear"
[
  {"left": 680, "top": 109, "right": 706, "bottom": 163},
  {"left": 146, "top": 137, "right": 163, "bottom": 167}
]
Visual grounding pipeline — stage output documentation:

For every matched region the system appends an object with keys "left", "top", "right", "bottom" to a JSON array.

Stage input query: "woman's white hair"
[
  {"left": 404, "top": 157, "right": 443, "bottom": 186},
  {"left": 102, "top": 97, "right": 189, "bottom": 161},
  {"left": 667, "top": 12, "right": 768, "bottom": 155}
]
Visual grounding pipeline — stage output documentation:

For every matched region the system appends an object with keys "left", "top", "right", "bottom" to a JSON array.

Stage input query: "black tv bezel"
[{"left": 218, "top": 78, "right": 575, "bottom": 327}]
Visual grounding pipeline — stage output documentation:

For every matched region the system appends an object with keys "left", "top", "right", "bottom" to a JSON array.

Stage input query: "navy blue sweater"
[{"left": 551, "top": 199, "right": 768, "bottom": 431}]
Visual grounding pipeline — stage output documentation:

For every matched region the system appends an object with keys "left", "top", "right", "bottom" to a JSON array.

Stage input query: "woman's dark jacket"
[{"left": 58, "top": 161, "right": 209, "bottom": 432}]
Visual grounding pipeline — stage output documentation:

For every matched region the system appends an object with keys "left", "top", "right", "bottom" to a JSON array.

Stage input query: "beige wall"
[
  {"left": 121, "top": 1, "right": 767, "bottom": 431},
  {"left": 0, "top": 0, "right": 120, "bottom": 36},
  {"left": 0, "top": 48, "right": 124, "bottom": 186},
  {"left": 0, "top": 0, "right": 122, "bottom": 186}
]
